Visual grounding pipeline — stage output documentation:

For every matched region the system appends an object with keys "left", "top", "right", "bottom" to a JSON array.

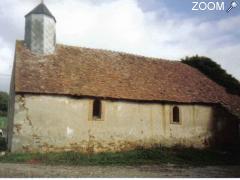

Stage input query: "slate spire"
[
  {"left": 24, "top": 2, "right": 56, "bottom": 55},
  {"left": 25, "top": 2, "right": 56, "bottom": 22}
]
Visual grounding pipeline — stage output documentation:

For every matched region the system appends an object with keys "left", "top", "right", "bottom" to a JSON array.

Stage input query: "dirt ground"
[{"left": 0, "top": 163, "right": 240, "bottom": 178}]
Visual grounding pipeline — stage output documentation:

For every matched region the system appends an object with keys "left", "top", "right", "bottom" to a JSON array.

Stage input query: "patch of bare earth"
[{"left": 0, "top": 163, "right": 240, "bottom": 177}]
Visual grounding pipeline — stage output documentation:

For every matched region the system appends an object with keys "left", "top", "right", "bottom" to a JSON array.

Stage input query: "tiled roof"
[
  {"left": 25, "top": 3, "right": 56, "bottom": 22},
  {"left": 14, "top": 41, "right": 240, "bottom": 118}
]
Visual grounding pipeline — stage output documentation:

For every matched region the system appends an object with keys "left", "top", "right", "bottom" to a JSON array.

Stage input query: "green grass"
[{"left": 0, "top": 146, "right": 240, "bottom": 166}]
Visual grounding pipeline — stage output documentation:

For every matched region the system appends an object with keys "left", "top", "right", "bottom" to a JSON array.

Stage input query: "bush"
[
  {"left": 0, "top": 117, "right": 6, "bottom": 129},
  {"left": 0, "top": 137, "right": 7, "bottom": 151},
  {"left": 181, "top": 55, "right": 240, "bottom": 95},
  {"left": 0, "top": 92, "right": 8, "bottom": 116}
]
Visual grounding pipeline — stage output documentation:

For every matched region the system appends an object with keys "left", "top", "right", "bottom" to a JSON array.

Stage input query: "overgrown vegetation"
[
  {"left": 0, "top": 138, "right": 6, "bottom": 151},
  {"left": 0, "top": 92, "right": 8, "bottom": 117},
  {"left": 0, "top": 117, "right": 6, "bottom": 129},
  {"left": 0, "top": 91, "right": 8, "bottom": 129},
  {"left": 0, "top": 146, "right": 239, "bottom": 166},
  {"left": 181, "top": 55, "right": 240, "bottom": 95}
]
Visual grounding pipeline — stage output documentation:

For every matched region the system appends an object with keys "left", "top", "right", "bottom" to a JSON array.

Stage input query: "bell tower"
[{"left": 24, "top": 1, "right": 56, "bottom": 55}]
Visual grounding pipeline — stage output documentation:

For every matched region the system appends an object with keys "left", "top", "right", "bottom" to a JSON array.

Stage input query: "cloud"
[{"left": 0, "top": 0, "right": 239, "bottom": 92}]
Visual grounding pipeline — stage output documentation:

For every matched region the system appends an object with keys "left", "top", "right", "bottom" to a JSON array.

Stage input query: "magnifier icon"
[{"left": 227, "top": 1, "right": 238, "bottom": 13}]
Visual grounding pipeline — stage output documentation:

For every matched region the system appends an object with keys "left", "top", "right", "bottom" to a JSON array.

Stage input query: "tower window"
[
  {"left": 172, "top": 106, "right": 180, "bottom": 123},
  {"left": 93, "top": 99, "right": 101, "bottom": 119}
]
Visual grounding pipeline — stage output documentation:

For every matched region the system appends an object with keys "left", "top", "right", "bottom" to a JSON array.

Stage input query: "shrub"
[
  {"left": 181, "top": 55, "right": 240, "bottom": 95},
  {"left": 0, "top": 137, "right": 7, "bottom": 151},
  {"left": 0, "top": 92, "right": 8, "bottom": 116}
]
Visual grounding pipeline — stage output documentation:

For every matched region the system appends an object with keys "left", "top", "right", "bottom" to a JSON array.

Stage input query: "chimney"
[{"left": 24, "top": 2, "right": 56, "bottom": 55}]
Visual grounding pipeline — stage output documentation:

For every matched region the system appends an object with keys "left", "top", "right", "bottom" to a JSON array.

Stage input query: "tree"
[
  {"left": 181, "top": 55, "right": 240, "bottom": 95},
  {"left": 0, "top": 92, "right": 8, "bottom": 116}
]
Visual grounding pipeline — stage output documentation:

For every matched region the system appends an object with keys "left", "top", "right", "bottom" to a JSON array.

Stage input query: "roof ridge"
[{"left": 57, "top": 43, "right": 178, "bottom": 63}]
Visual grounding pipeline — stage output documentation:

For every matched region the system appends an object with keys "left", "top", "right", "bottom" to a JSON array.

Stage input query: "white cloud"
[
  {"left": 0, "top": 39, "right": 12, "bottom": 72},
  {"left": 0, "top": 0, "right": 239, "bottom": 92}
]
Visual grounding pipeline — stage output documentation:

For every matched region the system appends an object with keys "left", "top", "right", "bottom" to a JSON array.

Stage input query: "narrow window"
[
  {"left": 173, "top": 106, "right": 180, "bottom": 123},
  {"left": 93, "top": 99, "right": 101, "bottom": 119}
]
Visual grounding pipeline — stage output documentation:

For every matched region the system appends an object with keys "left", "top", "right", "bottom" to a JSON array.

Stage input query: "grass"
[{"left": 0, "top": 146, "right": 240, "bottom": 166}]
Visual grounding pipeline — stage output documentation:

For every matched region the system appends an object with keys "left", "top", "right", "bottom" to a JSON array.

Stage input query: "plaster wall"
[{"left": 10, "top": 94, "right": 218, "bottom": 152}]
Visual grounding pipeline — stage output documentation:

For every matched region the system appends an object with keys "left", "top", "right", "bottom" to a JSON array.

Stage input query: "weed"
[{"left": 0, "top": 146, "right": 239, "bottom": 166}]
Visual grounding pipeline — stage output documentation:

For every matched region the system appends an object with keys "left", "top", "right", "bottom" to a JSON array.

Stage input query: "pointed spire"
[
  {"left": 25, "top": 1, "right": 56, "bottom": 22},
  {"left": 24, "top": 0, "right": 56, "bottom": 55}
]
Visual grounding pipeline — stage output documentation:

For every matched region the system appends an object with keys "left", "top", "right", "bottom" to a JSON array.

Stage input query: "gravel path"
[{"left": 0, "top": 163, "right": 240, "bottom": 178}]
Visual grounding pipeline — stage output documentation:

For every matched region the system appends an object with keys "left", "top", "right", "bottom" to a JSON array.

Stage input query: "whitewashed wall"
[{"left": 9, "top": 94, "right": 216, "bottom": 152}]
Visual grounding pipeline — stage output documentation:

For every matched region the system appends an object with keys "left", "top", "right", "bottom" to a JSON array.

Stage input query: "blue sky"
[
  {"left": 0, "top": 0, "right": 239, "bottom": 92},
  {"left": 138, "top": 0, "right": 240, "bottom": 39},
  {"left": 139, "top": 0, "right": 240, "bottom": 19}
]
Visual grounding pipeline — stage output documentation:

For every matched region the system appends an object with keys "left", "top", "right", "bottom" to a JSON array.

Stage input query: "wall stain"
[
  {"left": 14, "top": 124, "right": 22, "bottom": 134},
  {"left": 87, "top": 130, "right": 95, "bottom": 154},
  {"left": 20, "top": 95, "right": 33, "bottom": 127},
  {"left": 22, "top": 145, "right": 30, "bottom": 152},
  {"left": 16, "top": 137, "right": 214, "bottom": 153},
  {"left": 162, "top": 105, "right": 166, "bottom": 135},
  {"left": 150, "top": 106, "right": 154, "bottom": 138}
]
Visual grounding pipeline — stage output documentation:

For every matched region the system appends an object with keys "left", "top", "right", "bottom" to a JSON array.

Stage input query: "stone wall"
[
  {"left": 7, "top": 57, "right": 16, "bottom": 151},
  {"left": 8, "top": 94, "right": 238, "bottom": 153}
]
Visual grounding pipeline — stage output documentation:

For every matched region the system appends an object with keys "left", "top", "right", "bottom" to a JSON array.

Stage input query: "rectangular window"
[
  {"left": 172, "top": 106, "right": 180, "bottom": 124},
  {"left": 93, "top": 99, "right": 101, "bottom": 119}
]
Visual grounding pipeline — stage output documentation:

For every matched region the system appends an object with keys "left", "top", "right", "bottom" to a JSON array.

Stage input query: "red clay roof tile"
[{"left": 14, "top": 41, "right": 240, "bottom": 118}]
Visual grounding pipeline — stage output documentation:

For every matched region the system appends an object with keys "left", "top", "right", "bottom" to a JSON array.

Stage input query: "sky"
[{"left": 0, "top": 0, "right": 240, "bottom": 92}]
